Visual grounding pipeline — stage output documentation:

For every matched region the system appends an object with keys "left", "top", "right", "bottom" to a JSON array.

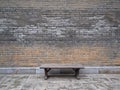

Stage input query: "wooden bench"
[{"left": 40, "top": 64, "right": 84, "bottom": 80}]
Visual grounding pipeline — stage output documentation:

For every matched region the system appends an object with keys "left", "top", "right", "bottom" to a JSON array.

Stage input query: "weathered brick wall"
[{"left": 0, "top": 0, "right": 120, "bottom": 67}]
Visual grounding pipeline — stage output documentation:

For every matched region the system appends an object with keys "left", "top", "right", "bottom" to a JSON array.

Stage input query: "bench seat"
[{"left": 40, "top": 64, "right": 84, "bottom": 80}]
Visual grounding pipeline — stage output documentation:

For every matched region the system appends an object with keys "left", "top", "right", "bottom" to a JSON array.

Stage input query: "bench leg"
[
  {"left": 75, "top": 69, "right": 80, "bottom": 80},
  {"left": 44, "top": 68, "right": 48, "bottom": 80}
]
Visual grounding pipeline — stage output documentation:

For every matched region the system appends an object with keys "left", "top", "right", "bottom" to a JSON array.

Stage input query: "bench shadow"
[{"left": 47, "top": 69, "right": 87, "bottom": 79}]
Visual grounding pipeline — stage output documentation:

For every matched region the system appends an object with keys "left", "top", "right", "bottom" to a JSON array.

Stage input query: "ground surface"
[{"left": 0, "top": 74, "right": 120, "bottom": 90}]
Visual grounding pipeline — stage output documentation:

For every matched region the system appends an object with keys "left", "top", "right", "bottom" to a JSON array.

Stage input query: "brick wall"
[{"left": 0, "top": 0, "right": 120, "bottom": 67}]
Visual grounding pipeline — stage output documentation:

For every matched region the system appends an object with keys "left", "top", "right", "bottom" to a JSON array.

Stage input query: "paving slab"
[{"left": 0, "top": 74, "right": 120, "bottom": 90}]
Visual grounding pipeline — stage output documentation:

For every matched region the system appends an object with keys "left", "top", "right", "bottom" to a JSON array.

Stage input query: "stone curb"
[{"left": 0, "top": 66, "right": 120, "bottom": 74}]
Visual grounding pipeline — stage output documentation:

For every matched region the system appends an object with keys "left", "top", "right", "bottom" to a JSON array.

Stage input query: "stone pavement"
[{"left": 0, "top": 74, "right": 120, "bottom": 90}]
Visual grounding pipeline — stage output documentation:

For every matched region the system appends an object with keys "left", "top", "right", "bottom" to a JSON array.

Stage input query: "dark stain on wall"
[{"left": 0, "top": 8, "right": 120, "bottom": 46}]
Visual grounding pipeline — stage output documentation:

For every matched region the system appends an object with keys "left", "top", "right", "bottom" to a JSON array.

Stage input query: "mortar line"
[{"left": 19, "top": 74, "right": 31, "bottom": 90}]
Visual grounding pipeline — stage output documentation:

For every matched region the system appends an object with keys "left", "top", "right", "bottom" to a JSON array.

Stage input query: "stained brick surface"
[{"left": 0, "top": 0, "right": 120, "bottom": 67}]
